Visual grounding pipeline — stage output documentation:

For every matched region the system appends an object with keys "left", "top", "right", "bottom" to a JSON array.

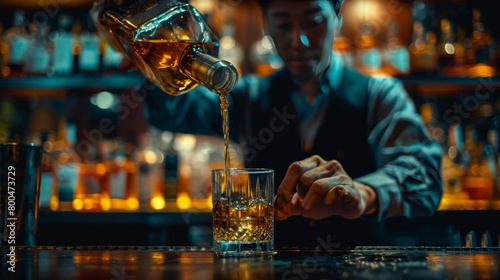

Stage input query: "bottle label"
[{"left": 56, "top": 163, "right": 78, "bottom": 202}]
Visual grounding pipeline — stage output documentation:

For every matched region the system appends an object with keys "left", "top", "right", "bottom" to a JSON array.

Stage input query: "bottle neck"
[{"left": 180, "top": 46, "right": 238, "bottom": 94}]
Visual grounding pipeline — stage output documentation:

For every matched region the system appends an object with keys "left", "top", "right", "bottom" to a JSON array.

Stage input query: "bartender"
[{"left": 143, "top": 0, "right": 443, "bottom": 246}]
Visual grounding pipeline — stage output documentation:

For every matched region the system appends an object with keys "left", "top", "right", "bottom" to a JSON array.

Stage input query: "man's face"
[{"left": 263, "top": 1, "right": 336, "bottom": 82}]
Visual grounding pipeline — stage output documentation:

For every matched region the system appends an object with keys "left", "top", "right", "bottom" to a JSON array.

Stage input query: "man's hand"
[{"left": 274, "top": 155, "right": 378, "bottom": 221}]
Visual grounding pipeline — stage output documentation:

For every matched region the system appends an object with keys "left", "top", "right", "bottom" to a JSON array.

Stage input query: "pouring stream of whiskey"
[{"left": 217, "top": 90, "right": 231, "bottom": 170}]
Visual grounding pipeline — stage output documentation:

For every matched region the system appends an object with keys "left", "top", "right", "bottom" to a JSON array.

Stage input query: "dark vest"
[
  {"left": 245, "top": 67, "right": 375, "bottom": 186},
  {"left": 239, "top": 68, "right": 382, "bottom": 247}
]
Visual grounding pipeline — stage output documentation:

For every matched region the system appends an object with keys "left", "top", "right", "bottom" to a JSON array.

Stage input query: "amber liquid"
[
  {"left": 212, "top": 198, "right": 274, "bottom": 242},
  {"left": 218, "top": 92, "right": 231, "bottom": 170},
  {"left": 131, "top": 40, "right": 218, "bottom": 95}
]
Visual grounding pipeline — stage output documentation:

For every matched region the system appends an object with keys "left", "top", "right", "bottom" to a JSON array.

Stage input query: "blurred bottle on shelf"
[
  {"left": 250, "top": 35, "right": 283, "bottom": 77},
  {"left": 466, "top": 8, "right": 496, "bottom": 78},
  {"left": 420, "top": 101, "right": 446, "bottom": 148},
  {"left": 25, "top": 21, "right": 52, "bottom": 76},
  {"left": 50, "top": 119, "right": 81, "bottom": 211},
  {"left": 442, "top": 123, "right": 466, "bottom": 195},
  {"left": 50, "top": 14, "right": 75, "bottom": 76},
  {"left": 492, "top": 99, "right": 500, "bottom": 199},
  {"left": 354, "top": 22, "right": 382, "bottom": 76},
  {"left": 0, "top": 24, "right": 9, "bottom": 78},
  {"left": 437, "top": 18, "right": 466, "bottom": 77},
  {"left": 134, "top": 131, "right": 163, "bottom": 210},
  {"left": 496, "top": 148, "right": 500, "bottom": 199},
  {"left": 409, "top": 21, "right": 437, "bottom": 75},
  {"left": 218, "top": 19, "right": 244, "bottom": 75},
  {"left": 188, "top": 137, "right": 219, "bottom": 210},
  {"left": 106, "top": 139, "right": 139, "bottom": 211},
  {"left": 71, "top": 20, "right": 82, "bottom": 74},
  {"left": 163, "top": 135, "right": 180, "bottom": 204},
  {"left": 74, "top": 145, "right": 102, "bottom": 211},
  {"left": 102, "top": 41, "right": 124, "bottom": 73},
  {"left": 39, "top": 131, "right": 56, "bottom": 211},
  {"left": 4, "top": 10, "right": 30, "bottom": 77},
  {"left": 78, "top": 16, "right": 102, "bottom": 74},
  {"left": 169, "top": 133, "right": 195, "bottom": 210},
  {"left": 95, "top": 140, "right": 112, "bottom": 210},
  {"left": 462, "top": 125, "right": 495, "bottom": 200},
  {"left": 381, "top": 20, "right": 410, "bottom": 76}
]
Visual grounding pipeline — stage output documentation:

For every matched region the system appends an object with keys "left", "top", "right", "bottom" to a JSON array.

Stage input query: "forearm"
[
  {"left": 356, "top": 144, "right": 443, "bottom": 220},
  {"left": 363, "top": 77, "right": 443, "bottom": 220}
]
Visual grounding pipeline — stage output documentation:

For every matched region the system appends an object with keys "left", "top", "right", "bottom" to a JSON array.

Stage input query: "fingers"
[
  {"left": 324, "top": 185, "right": 363, "bottom": 219},
  {"left": 301, "top": 179, "right": 329, "bottom": 211},
  {"left": 296, "top": 160, "right": 344, "bottom": 199},
  {"left": 300, "top": 173, "right": 349, "bottom": 212},
  {"left": 275, "top": 155, "right": 325, "bottom": 209},
  {"left": 274, "top": 193, "right": 301, "bottom": 221}
]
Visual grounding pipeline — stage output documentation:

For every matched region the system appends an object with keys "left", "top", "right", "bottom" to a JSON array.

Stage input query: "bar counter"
[{"left": 2, "top": 246, "right": 500, "bottom": 279}]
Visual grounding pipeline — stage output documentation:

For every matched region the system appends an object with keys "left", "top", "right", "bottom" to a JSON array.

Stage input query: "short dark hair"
[{"left": 258, "top": 0, "right": 343, "bottom": 16}]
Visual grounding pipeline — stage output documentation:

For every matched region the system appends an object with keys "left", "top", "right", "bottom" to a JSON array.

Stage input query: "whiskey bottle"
[
  {"left": 73, "top": 146, "right": 102, "bottom": 211},
  {"left": 78, "top": 16, "right": 101, "bottom": 74},
  {"left": 108, "top": 139, "right": 139, "bottom": 211},
  {"left": 50, "top": 119, "right": 81, "bottom": 211},
  {"left": 50, "top": 14, "right": 75, "bottom": 76},
  {"left": 39, "top": 131, "right": 55, "bottom": 211},
  {"left": 4, "top": 10, "right": 30, "bottom": 77},
  {"left": 134, "top": 132, "right": 162, "bottom": 210},
  {"left": 332, "top": 11, "right": 352, "bottom": 68},
  {"left": 382, "top": 20, "right": 410, "bottom": 76},
  {"left": 0, "top": 24, "right": 9, "bottom": 78},
  {"left": 462, "top": 125, "right": 495, "bottom": 200},
  {"left": 95, "top": 140, "right": 112, "bottom": 211},
  {"left": 437, "top": 18, "right": 465, "bottom": 77},
  {"left": 90, "top": 0, "right": 238, "bottom": 96},
  {"left": 420, "top": 102, "right": 446, "bottom": 147},
  {"left": 409, "top": 21, "right": 437, "bottom": 75},
  {"left": 71, "top": 21, "right": 82, "bottom": 74},
  {"left": 354, "top": 22, "right": 382, "bottom": 76},
  {"left": 442, "top": 123, "right": 466, "bottom": 195},
  {"left": 25, "top": 21, "right": 52, "bottom": 76},
  {"left": 466, "top": 8, "right": 495, "bottom": 78},
  {"left": 163, "top": 135, "right": 179, "bottom": 203}
]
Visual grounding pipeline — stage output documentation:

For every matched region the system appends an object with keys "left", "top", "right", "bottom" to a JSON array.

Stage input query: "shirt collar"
[{"left": 325, "top": 50, "right": 343, "bottom": 92}]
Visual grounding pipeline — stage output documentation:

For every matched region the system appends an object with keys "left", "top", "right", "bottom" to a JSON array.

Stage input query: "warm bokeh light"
[
  {"left": 150, "top": 196, "right": 166, "bottom": 210},
  {"left": 176, "top": 192, "right": 192, "bottom": 210},
  {"left": 353, "top": 0, "right": 383, "bottom": 23},
  {"left": 100, "top": 197, "right": 111, "bottom": 211}
]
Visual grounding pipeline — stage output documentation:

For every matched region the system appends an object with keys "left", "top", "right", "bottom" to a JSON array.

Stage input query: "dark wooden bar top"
[{"left": 2, "top": 246, "right": 500, "bottom": 279}]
